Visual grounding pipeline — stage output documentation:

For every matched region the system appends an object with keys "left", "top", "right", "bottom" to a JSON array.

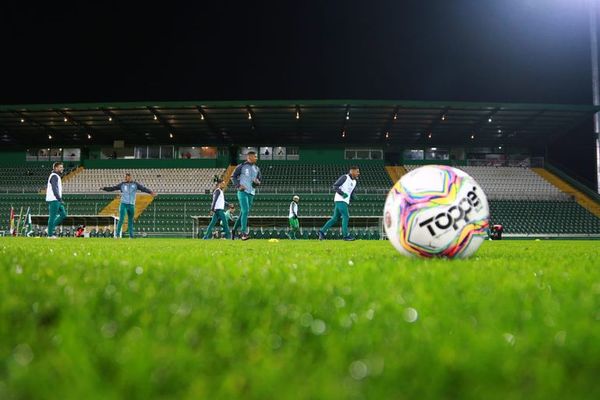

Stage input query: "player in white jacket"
[
  {"left": 46, "top": 162, "right": 67, "bottom": 238},
  {"left": 318, "top": 166, "right": 360, "bottom": 241},
  {"left": 203, "top": 179, "right": 231, "bottom": 239}
]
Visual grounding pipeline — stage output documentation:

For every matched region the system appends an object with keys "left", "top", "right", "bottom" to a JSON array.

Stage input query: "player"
[
  {"left": 288, "top": 195, "right": 300, "bottom": 240},
  {"left": 318, "top": 166, "right": 360, "bottom": 241},
  {"left": 46, "top": 161, "right": 67, "bottom": 239},
  {"left": 231, "top": 151, "right": 262, "bottom": 240},
  {"left": 223, "top": 204, "right": 237, "bottom": 231},
  {"left": 203, "top": 179, "right": 231, "bottom": 239},
  {"left": 100, "top": 173, "right": 156, "bottom": 238}
]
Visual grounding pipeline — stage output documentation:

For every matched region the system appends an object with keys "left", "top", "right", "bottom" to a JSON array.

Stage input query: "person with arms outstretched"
[{"left": 100, "top": 172, "right": 155, "bottom": 238}]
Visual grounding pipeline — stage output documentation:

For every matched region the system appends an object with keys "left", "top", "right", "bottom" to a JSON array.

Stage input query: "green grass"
[{"left": 1, "top": 238, "right": 600, "bottom": 400}]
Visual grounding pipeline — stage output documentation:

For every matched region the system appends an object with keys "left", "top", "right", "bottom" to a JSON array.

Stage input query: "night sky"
[
  {"left": 1, "top": 0, "right": 594, "bottom": 104},
  {"left": 1, "top": 0, "right": 598, "bottom": 185}
]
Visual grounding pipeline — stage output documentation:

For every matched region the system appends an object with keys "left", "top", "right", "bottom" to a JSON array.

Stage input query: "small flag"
[
  {"left": 9, "top": 207, "right": 15, "bottom": 236},
  {"left": 14, "top": 207, "right": 24, "bottom": 237}
]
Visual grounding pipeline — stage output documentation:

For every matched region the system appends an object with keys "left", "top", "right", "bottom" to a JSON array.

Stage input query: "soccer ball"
[{"left": 384, "top": 165, "right": 490, "bottom": 258}]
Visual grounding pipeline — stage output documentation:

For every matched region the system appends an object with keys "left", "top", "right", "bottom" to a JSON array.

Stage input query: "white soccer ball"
[{"left": 383, "top": 165, "right": 490, "bottom": 258}]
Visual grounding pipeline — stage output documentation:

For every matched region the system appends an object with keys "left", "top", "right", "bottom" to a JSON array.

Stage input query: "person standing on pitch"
[
  {"left": 100, "top": 173, "right": 155, "bottom": 238},
  {"left": 231, "top": 151, "right": 262, "bottom": 240},
  {"left": 46, "top": 162, "right": 67, "bottom": 239},
  {"left": 222, "top": 204, "right": 237, "bottom": 230},
  {"left": 288, "top": 195, "right": 300, "bottom": 240},
  {"left": 318, "top": 166, "right": 360, "bottom": 241},
  {"left": 203, "top": 179, "right": 231, "bottom": 239}
]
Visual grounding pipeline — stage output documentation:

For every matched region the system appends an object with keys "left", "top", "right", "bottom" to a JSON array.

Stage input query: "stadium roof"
[{"left": 0, "top": 100, "right": 598, "bottom": 147}]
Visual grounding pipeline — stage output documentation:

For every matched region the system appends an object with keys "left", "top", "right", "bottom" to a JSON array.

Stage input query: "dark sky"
[{"left": 0, "top": 0, "right": 595, "bottom": 105}]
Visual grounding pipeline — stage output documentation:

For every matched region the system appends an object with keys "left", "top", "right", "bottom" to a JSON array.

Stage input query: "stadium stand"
[
  {"left": 0, "top": 164, "right": 76, "bottom": 193},
  {"left": 132, "top": 192, "right": 386, "bottom": 237},
  {"left": 0, "top": 194, "right": 114, "bottom": 216},
  {"left": 490, "top": 200, "right": 600, "bottom": 235},
  {"left": 248, "top": 164, "right": 393, "bottom": 193},
  {"left": 63, "top": 168, "right": 226, "bottom": 194},
  {"left": 404, "top": 165, "right": 570, "bottom": 201},
  {"left": 246, "top": 194, "right": 384, "bottom": 217}
]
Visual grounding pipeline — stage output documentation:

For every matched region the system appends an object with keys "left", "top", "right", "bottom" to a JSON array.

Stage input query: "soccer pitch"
[{"left": 1, "top": 238, "right": 600, "bottom": 399}]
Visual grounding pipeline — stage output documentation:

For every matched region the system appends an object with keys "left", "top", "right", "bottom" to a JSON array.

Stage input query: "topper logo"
[{"left": 418, "top": 187, "right": 482, "bottom": 236}]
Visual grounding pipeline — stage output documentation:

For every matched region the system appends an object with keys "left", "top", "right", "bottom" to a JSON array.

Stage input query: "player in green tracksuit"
[
  {"left": 203, "top": 179, "right": 231, "bottom": 239},
  {"left": 46, "top": 162, "right": 67, "bottom": 238},
  {"left": 222, "top": 204, "right": 237, "bottom": 230},
  {"left": 231, "top": 151, "right": 262, "bottom": 240},
  {"left": 288, "top": 195, "right": 300, "bottom": 239},
  {"left": 319, "top": 166, "right": 360, "bottom": 241}
]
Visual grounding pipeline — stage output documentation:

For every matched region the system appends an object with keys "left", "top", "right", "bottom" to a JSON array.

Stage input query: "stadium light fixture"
[{"left": 589, "top": 0, "right": 600, "bottom": 192}]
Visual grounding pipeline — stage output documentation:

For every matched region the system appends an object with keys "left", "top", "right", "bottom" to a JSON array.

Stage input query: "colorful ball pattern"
[{"left": 384, "top": 165, "right": 490, "bottom": 259}]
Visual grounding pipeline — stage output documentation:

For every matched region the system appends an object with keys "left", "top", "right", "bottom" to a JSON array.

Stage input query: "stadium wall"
[
  {"left": 82, "top": 158, "right": 229, "bottom": 169},
  {"left": 0, "top": 151, "right": 75, "bottom": 168},
  {"left": 0, "top": 151, "right": 26, "bottom": 166},
  {"left": 236, "top": 146, "right": 385, "bottom": 165},
  {"left": 300, "top": 148, "right": 346, "bottom": 163},
  {"left": 2, "top": 147, "right": 386, "bottom": 168},
  {"left": 403, "top": 159, "right": 467, "bottom": 166}
]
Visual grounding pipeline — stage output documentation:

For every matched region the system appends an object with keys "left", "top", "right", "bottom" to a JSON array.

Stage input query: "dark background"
[{"left": 1, "top": 0, "right": 597, "bottom": 187}]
